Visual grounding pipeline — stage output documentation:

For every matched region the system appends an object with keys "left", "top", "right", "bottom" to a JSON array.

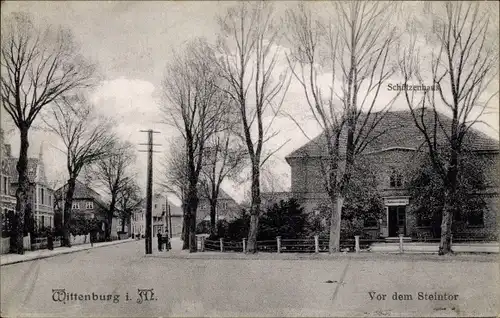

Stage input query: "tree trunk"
[
  {"left": 439, "top": 142, "right": 458, "bottom": 255},
  {"left": 210, "top": 202, "right": 217, "bottom": 237},
  {"left": 438, "top": 199, "right": 453, "bottom": 255},
  {"left": 106, "top": 196, "right": 116, "bottom": 241},
  {"left": 187, "top": 183, "right": 199, "bottom": 253},
  {"left": 246, "top": 165, "right": 261, "bottom": 253},
  {"left": 328, "top": 195, "right": 344, "bottom": 253},
  {"left": 62, "top": 177, "right": 77, "bottom": 247},
  {"left": 12, "top": 126, "right": 30, "bottom": 254},
  {"left": 182, "top": 203, "right": 189, "bottom": 250}
]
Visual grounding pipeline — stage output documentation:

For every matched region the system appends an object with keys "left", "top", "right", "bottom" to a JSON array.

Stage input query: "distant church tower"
[{"left": 37, "top": 141, "right": 47, "bottom": 185}]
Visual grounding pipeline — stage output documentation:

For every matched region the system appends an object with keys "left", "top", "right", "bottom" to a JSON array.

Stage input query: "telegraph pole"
[{"left": 139, "top": 129, "right": 160, "bottom": 254}]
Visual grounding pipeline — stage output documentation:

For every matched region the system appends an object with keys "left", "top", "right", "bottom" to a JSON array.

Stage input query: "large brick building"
[{"left": 285, "top": 109, "right": 499, "bottom": 239}]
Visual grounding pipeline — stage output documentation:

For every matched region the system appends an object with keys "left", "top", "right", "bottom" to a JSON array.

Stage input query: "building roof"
[
  {"left": 286, "top": 109, "right": 499, "bottom": 160},
  {"left": 55, "top": 180, "right": 107, "bottom": 207},
  {"left": 7, "top": 158, "right": 41, "bottom": 184},
  {"left": 168, "top": 202, "right": 183, "bottom": 216}
]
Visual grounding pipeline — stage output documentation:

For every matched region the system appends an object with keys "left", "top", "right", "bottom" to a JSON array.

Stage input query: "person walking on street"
[{"left": 157, "top": 229, "right": 163, "bottom": 251}]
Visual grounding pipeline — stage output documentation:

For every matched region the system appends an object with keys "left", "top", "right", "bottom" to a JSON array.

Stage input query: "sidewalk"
[{"left": 0, "top": 238, "right": 135, "bottom": 266}]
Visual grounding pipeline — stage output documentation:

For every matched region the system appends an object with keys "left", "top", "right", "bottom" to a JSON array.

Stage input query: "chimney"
[{"left": 5, "top": 144, "right": 11, "bottom": 157}]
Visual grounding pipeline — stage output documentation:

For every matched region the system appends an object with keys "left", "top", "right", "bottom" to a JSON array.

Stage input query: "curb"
[
  {"left": 145, "top": 251, "right": 499, "bottom": 262},
  {"left": 0, "top": 239, "right": 136, "bottom": 266}
]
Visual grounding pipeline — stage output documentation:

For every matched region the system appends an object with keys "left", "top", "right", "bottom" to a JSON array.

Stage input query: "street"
[{"left": 1, "top": 239, "right": 498, "bottom": 317}]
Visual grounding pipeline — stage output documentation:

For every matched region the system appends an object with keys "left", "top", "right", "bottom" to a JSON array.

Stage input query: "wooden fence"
[{"left": 197, "top": 234, "right": 498, "bottom": 254}]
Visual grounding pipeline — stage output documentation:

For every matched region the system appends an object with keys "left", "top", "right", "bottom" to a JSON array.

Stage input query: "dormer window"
[
  {"left": 72, "top": 202, "right": 80, "bottom": 210},
  {"left": 389, "top": 170, "right": 403, "bottom": 188}
]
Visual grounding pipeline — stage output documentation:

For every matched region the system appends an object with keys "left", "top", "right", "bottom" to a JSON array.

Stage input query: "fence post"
[
  {"left": 243, "top": 238, "right": 246, "bottom": 253},
  {"left": 220, "top": 238, "right": 224, "bottom": 252},
  {"left": 355, "top": 235, "right": 360, "bottom": 253},
  {"left": 201, "top": 236, "right": 205, "bottom": 252},
  {"left": 399, "top": 234, "right": 404, "bottom": 253},
  {"left": 314, "top": 235, "right": 319, "bottom": 253},
  {"left": 277, "top": 236, "right": 281, "bottom": 253}
]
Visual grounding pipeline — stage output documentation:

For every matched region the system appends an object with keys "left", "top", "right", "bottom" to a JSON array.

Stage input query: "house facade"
[
  {"left": 5, "top": 141, "right": 55, "bottom": 230},
  {"left": 285, "top": 110, "right": 499, "bottom": 240},
  {"left": 197, "top": 189, "right": 240, "bottom": 223},
  {"left": 131, "top": 193, "right": 183, "bottom": 237},
  {"left": 54, "top": 180, "right": 109, "bottom": 237},
  {"left": 0, "top": 132, "right": 16, "bottom": 234}
]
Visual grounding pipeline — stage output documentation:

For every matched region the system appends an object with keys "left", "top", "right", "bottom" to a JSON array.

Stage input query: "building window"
[
  {"left": 41, "top": 188, "right": 45, "bottom": 204},
  {"left": 416, "top": 214, "right": 431, "bottom": 227},
  {"left": 72, "top": 202, "right": 80, "bottom": 210},
  {"left": 86, "top": 201, "right": 94, "bottom": 209},
  {"left": 467, "top": 210, "right": 484, "bottom": 227},
  {"left": 389, "top": 170, "right": 403, "bottom": 188},
  {"left": 218, "top": 201, "right": 228, "bottom": 210},
  {"left": 41, "top": 215, "right": 45, "bottom": 229},
  {"left": 154, "top": 204, "right": 157, "bottom": 209},
  {"left": 363, "top": 217, "right": 378, "bottom": 228}
]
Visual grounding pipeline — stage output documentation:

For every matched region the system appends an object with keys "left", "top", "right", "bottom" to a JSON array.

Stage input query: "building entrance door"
[{"left": 388, "top": 206, "right": 406, "bottom": 237}]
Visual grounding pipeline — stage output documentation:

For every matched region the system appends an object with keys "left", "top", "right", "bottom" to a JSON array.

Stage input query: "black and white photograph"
[{"left": 0, "top": 1, "right": 499, "bottom": 317}]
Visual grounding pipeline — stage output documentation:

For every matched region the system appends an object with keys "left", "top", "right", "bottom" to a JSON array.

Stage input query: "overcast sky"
[{"left": 1, "top": 1, "right": 498, "bottom": 204}]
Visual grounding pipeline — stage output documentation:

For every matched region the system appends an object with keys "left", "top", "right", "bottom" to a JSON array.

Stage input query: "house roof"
[
  {"left": 168, "top": 202, "right": 183, "bottom": 216},
  {"left": 8, "top": 158, "right": 42, "bottom": 184},
  {"left": 286, "top": 109, "right": 499, "bottom": 159},
  {"left": 55, "top": 180, "right": 107, "bottom": 207},
  {"left": 218, "top": 188, "right": 234, "bottom": 200}
]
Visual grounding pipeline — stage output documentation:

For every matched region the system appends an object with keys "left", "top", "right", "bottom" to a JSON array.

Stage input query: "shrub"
[
  {"left": 196, "top": 220, "right": 211, "bottom": 234},
  {"left": 258, "top": 198, "right": 309, "bottom": 241}
]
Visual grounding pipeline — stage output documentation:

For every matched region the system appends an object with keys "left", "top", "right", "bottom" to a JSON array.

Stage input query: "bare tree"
[
  {"left": 161, "top": 38, "right": 227, "bottom": 252},
  {"left": 1, "top": 12, "right": 95, "bottom": 253},
  {"left": 216, "top": 2, "right": 291, "bottom": 253},
  {"left": 285, "top": 2, "right": 400, "bottom": 252},
  {"left": 116, "top": 179, "right": 142, "bottom": 234},
  {"left": 199, "top": 128, "right": 246, "bottom": 237},
  {"left": 159, "top": 139, "right": 189, "bottom": 247},
  {"left": 93, "top": 141, "right": 136, "bottom": 241},
  {"left": 400, "top": 2, "right": 498, "bottom": 254},
  {"left": 43, "top": 95, "right": 115, "bottom": 246}
]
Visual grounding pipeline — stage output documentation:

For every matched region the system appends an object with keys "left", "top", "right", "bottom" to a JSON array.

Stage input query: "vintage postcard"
[{"left": 1, "top": 1, "right": 499, "bottom": 317}]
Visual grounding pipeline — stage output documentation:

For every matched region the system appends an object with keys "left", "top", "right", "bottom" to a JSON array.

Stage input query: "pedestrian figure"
[
  {"left": 157, "top": 229, "right": 163, "bottom": 251},
  {"left": 164, "top": 230, "right": 170, "bottom": 251},
  {"left": 90, "top": 229, "right": 95, "bottom": 247},
  {"left": 47, "top": 230, "right": 54, "bottom": 250}
]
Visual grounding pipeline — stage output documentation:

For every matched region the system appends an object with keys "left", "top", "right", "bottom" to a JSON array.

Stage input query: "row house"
[{"left": 285, "top": 109, "right": 499, "bottom": 240}]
